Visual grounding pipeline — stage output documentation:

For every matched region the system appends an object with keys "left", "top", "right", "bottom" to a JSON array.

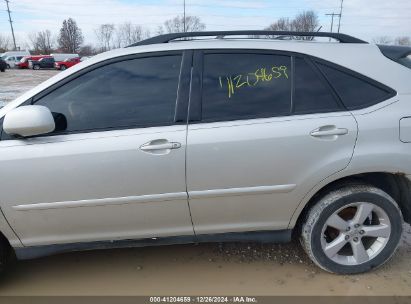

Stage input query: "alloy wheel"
[{"left": 320, "top": 202, "right": 391, "bottom": 266}]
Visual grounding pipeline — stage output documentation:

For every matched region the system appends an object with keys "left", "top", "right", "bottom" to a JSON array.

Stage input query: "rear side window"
[
  {"left": 201, "top": 53, "right": 292, "bottom": 122},
  {"left": 293, "top": 58, "right": 341, "bottom": 114},
  {"left": 317, "top": 62, "right": 395, "bottom": 110},
  {"left": 35, "top": 55, "right": 182, "bottom": 132}
]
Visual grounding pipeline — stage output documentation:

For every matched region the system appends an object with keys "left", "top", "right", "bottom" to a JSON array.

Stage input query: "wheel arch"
[
  {"left": 0, "top": 231, "right": 12, "bottom": 249},
  {"left": 0, "top": 209, "right": 23, "bottom": 249},
  {"left": 291, "top": 172, "right": 411, "bottom": 237}
]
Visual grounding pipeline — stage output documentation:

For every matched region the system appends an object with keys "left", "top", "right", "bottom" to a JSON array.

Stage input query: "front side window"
[
  {"left": 201, "top": 53, "right": 292, "bottom": 122},
  {"left": 35, "top": 54, "right": 182, "bottom": 133}
]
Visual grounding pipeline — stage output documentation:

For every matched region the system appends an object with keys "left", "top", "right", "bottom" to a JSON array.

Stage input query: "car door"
[
  {"left": 186, "top": 51, "right": 358, "bottom": 235},
  {"left": 0, "top": 51, "right": 194, "bottom": 246}
]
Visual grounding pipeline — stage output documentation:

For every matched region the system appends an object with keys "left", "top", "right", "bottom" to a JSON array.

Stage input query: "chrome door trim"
[
  {"left": 14, "top": 185, "right": 296, "bottom": 211},
  {"left": 13, "top": 192, "right": 188, "bottom": 211},
  {"left": 189, "top": 184, "right": 296, "bottom": 199}
]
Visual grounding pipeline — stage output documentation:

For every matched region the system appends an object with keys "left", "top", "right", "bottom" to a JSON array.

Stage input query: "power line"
[{"left": 4, "top": 0, "right": 16, "bottom": 50}]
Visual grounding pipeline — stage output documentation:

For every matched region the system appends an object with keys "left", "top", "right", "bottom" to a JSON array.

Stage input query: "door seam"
[{"left": 185, "top": 62, "right": 197, "bottom": 236}]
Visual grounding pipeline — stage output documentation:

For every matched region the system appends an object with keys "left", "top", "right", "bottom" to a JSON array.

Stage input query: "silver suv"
[{"left": 0, "top": 31, "right": 410, "bottom": 275}]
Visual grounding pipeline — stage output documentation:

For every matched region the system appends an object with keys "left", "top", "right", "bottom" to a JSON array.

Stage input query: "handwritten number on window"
[{"left": 219, "top": 65, "right": 289, "bottom": 98}]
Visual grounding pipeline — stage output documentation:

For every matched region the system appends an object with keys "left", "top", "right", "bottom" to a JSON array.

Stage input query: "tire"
[
  {"left": 301, "top": 184, "right": 403, "bottom": 274},
  {"left": 0, "top": 69, "right": 4, "bottom": 73},
  {"left": 33, "top": 65, "right": 40, "bottom": 70},
  {"left": 60, "top": 65, "right": 67, "bottom": 71}
]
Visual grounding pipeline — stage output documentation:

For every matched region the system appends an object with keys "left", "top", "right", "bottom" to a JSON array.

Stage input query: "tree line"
[{"left": 0, "top": 11, "right": 410, "bottom": 55}]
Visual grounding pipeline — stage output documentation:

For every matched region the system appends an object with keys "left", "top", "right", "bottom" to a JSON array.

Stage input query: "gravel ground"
[
  {"left": 0, "top": 228, "right": 409, "bottom": 296},
  {"left": 0, "top": 69, "right": 410, "bottom": 296},
  {"left": 0, "top": 68, "right": 59, "bottom": 103}
]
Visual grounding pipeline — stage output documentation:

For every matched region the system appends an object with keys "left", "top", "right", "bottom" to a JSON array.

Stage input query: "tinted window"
[
  {"left": 36, "top": 55, "right": 182, "bottom": 132},
  {"left": 317, "top": 63, "right": 393, "bottom": 110},
  {"left": 202, "top": 53, "right": 291, "bottom": 122},
  {"left": 293, "top": 58, "right": 341, "bottom": 114}
]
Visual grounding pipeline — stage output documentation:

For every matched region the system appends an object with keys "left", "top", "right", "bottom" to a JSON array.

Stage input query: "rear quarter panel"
[
  {"left": 348, "top": 95, "right": 411, "bottom": 175},
  {"left": 289, "top": 94, "right": 411, "bottom": 228}
]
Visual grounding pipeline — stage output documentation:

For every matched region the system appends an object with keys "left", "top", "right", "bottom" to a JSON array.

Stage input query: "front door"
[{"left": 0, "top": 52, "right": 194, "bottom": 246}]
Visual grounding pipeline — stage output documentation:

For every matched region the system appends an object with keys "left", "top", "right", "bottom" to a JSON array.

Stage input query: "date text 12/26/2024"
[{"left": 150, "top": 296, "right": 258, "bottom": 303}]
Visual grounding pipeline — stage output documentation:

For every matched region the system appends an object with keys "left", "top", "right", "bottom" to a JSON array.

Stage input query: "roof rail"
[{"left": 128, "top": 30, "right": 367, "bottom": 47}]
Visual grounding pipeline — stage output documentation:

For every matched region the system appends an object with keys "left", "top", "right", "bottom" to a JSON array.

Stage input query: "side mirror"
[{"left": 3, "top": 105, "right": 55, "bottom": 137}]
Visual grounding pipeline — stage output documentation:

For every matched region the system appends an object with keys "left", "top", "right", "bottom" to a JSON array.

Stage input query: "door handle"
[
  {"left": 310, "top": 126, "right": 348, "bottom": 138},
  {"left": 140, "top": 140, "right": 181, "bottom": 152}
]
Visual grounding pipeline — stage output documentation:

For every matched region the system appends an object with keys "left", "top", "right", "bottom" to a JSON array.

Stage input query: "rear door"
[{"left": 186, "top": 50, "right": 358, "bottom": 235}]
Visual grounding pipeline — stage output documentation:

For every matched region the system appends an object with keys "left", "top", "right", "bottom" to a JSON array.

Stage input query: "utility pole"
[
  {"left": 183, "top": 0, "right": 186, "bottom": 32},
  {"left": 326, "top": 13, "right": 338, "bottom": 32},
  {"left": 325, "top": 12, "right": 340, "bottom": 41},
  {"left": 337, "top": 0, "right": 344, "bottom": 33},
  {"left": 5, "top": 0, "right": 17, "bottom": 50},
  {"left": 326, "top": 0, "right": 344, "bottom": 38}
]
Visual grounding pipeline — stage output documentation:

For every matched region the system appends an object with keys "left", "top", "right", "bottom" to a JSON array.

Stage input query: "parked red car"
[
  {"left": 55, "top": 57, "right": 81, "bottom": 70},
  {"left": 16, "top": 55, "right": 52, "bottom": 69}
]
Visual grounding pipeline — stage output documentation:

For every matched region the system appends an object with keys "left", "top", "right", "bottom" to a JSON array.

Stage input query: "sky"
[{"left": 0, "top": 0, "right": 410, "bottom": 48}]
